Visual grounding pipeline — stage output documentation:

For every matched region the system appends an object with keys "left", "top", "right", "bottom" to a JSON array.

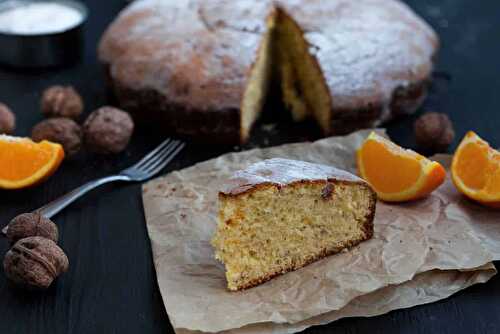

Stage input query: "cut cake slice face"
[
  {"left": 212, "top": 158, "right": 377, "bottom": 291},
  {"left": 240, "top": 6, "right": 332, "bottom": 142}
]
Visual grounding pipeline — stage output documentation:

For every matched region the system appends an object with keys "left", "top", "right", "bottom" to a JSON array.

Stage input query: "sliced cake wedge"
[{"left": 212, "top": 158, "right": 376, "bottom": 291}]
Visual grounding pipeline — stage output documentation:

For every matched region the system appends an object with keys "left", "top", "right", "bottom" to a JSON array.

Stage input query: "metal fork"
[{"left": 2, "top": 139, "right": 185, "bottom": 234}]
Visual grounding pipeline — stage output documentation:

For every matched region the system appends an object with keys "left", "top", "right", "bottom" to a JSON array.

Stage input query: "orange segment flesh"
[
  {"left": 357, "top": 132, "right": 446, "bottom": 202},
  {"left": 0, "top": 135, "right": 64, "bottom": 189},
  {"left": 452, "top": 131, "right": 500, "bottom": 207}
]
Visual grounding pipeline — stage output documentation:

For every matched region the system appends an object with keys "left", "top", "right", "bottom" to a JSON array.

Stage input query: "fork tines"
[{"left": 129, "top": 139, "right": 185, "bottom": 177}]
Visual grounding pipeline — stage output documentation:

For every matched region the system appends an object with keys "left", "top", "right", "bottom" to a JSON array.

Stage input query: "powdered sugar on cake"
[
  {"left": 220, "top": 158, "right": 365, "bottom": 196},
  {"left": 99, "top": 0, "right": 437, "bottom": 130}
]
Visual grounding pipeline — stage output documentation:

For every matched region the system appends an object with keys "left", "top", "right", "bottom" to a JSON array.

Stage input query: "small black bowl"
[{"left": 0, "top": 0, "right": 88, "bottom": 68}]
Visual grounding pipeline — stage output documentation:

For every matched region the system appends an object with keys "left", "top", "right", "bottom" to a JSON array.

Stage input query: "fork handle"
[
  {"left": 2, "top": 175, "right": 130, "bottom": 235},
  {"left": 37, "top": 175, "right": 130, "bottom": 219}
]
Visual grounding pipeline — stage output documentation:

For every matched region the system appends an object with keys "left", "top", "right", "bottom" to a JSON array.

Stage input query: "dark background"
[{"left": 0, "top": 0, "right": 499, "bottom": 333}]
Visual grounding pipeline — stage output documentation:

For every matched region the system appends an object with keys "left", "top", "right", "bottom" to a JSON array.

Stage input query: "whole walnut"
[
  {"left": 32, "top": 118, "right": 83, "bottom": 156},
  {"left": 41, "top": 85, "right": 83, "bottom": 120},
  {"left": 4, "top": 236, "right": 69, "bottom": 289},
  {"left": 6, "top": 213, "right": 58, "bottom": 244},
  {"left": 83, "top": 106, "right": 134, "bottom": 154},
  {"left": 414, "top": 112, "right": 455, "bottom": 154},
  {"left": 0, "top": 103, "right": 15, "bottom": 134}
]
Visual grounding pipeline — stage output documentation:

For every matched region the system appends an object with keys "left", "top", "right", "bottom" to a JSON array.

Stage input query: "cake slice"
[{"left": 212, "top": 158, "right": 376, "bottom": 291}]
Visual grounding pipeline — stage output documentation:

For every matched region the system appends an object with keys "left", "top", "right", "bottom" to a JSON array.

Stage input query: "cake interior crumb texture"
[
  {"left": 275, "top": 8, "right": 332, "bottom": 134},
  {"left": 240, "top": 12, "right": 276, "bottom": 142},
  {"left": 212, "top": 159, "right": 376, "bottom": 291},
  {"left": 241, "top": 7, "right": 332, "bottom": 141}
]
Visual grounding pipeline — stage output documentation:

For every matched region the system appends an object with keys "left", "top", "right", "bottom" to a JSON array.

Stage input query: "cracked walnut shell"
[
  {"left": 31, "top": 118, "right": 83, "bottom": 157},
  {"left": 3, "top": 236, "right": 69, "bottom": 289},
  {"left": 6, "top": 213, "right": 58, "bottom": 244},
  {"left": 41, "top": 86, "right": 84, "bottom": 120},
  {"left": 84, "top": 106, "right": 134, "bottom": 154},
  {"left": 0, "top": 103, "right": 15, "bottom": 134},
  {"left": 414, "top": 112, "right": 455, "bottom": 154}
]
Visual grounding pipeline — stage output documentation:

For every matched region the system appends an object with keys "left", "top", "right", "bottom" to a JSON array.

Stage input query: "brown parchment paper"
[{"left": 142, "top": 129, "right": 500, "bottom": 334}]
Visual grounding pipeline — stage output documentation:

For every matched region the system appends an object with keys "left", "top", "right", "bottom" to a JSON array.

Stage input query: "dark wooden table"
[{"left": 1, "top": 1, "right": 499, "bottom": 333}]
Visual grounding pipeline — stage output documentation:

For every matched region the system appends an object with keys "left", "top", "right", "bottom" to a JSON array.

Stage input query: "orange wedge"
[
  {"left": 451, "top": 131, "right": 500, "bottom": 208},
  {"left": 357, "top": 132, "right": 446, "bottom": 202},
  {"left": 0, "top": 135, "right": 64, "bottom": 189}
]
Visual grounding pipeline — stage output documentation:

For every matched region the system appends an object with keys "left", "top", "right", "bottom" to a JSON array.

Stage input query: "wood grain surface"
[{"left": 0, "top": 0, "right": 499, "bottom": 333}]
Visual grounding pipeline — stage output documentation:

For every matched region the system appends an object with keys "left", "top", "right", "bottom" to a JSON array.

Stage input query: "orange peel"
[
  {"left": 357, "top": 132, "right": 446, "bottom": 202},
  {"left": 0, "top": 135, "right": 64, "bottom": 189},
  {"left": 451, "top": 131, "right": 500, "bottom": 208}
]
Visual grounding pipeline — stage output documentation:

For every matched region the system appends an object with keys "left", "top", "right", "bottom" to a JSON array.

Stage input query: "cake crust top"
[
  {"left": 99, "top": 0, "right": 438, "bottom": 115},
  {"left": 220, "top": 158, "right": 366, "bottom": 196}
]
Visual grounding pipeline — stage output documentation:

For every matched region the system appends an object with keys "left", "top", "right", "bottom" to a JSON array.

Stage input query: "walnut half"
[{"left": 3, "top": 236, "right": 69, "bottom": 289}]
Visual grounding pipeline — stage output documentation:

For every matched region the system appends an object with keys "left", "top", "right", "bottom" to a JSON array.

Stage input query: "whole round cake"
[{"left": 99, "top": 0, "right": 438, "bottom": 143}]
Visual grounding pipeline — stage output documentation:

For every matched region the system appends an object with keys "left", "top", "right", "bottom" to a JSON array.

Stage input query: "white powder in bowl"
[{"left": 0, "top": 2, "right": 84, "bottom": 35}]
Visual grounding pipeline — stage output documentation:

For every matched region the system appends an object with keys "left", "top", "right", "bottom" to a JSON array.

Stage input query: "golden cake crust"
[
  {"left": 219, "top": 158, "right": 367, "bottom": 196},
  {"left": 99, "top": 0, "right": 438, "bottom": 142}
]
